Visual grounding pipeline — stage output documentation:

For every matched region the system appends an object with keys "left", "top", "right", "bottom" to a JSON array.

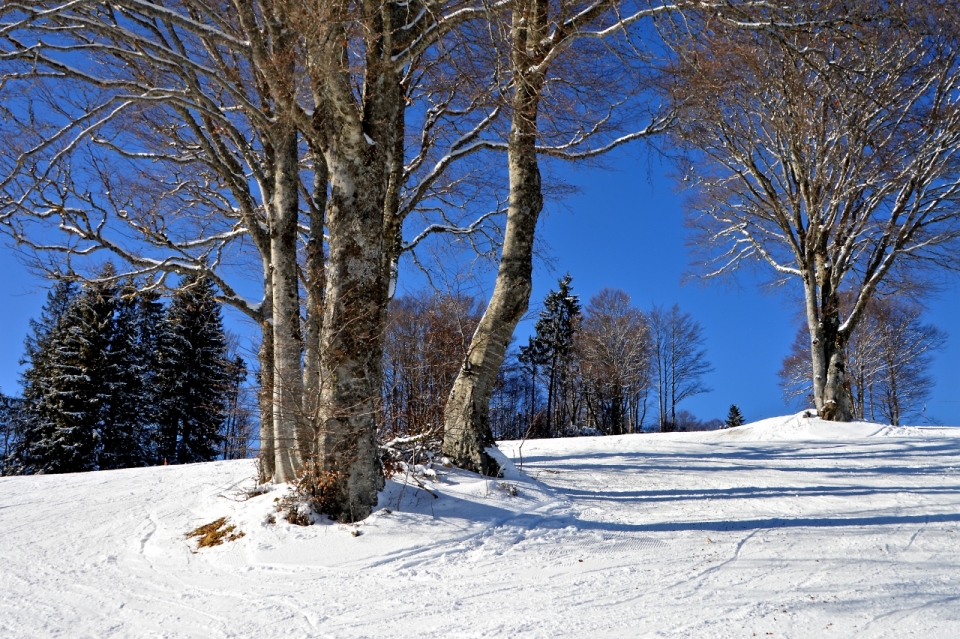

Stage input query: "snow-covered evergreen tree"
[
  {"left": 98, "top": 280, "right": 149, "bottom": 469},
  {"left": 134, "top": 286, "right": 167, "bottom": 463},
  {"left": 24, "top": 273, "right": 117, "bottom": 473},
  {"left": 5, "top": 281, "right": 79, "bottom": 474},
  {"left": 0, "top": 391, "right": 26, "bottom": 474},
  {"left": 154, "top": 275, "right": 229, "bottom": 464},
  {"left": 9, "top": 274, "right": 237, "bottom": 473}
]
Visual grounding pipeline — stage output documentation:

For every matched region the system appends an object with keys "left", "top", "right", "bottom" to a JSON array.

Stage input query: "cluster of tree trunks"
[{"left": 3, "top": 0, "right": 958, "bottom": 523}]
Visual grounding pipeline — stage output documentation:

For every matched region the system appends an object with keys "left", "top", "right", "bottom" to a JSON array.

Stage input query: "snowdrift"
[
  {"left": 710, "top": 412, "right": 887, "bottom": 440},
  {"left": 709, "top": 412, "right": 960, "bottom": 440}
]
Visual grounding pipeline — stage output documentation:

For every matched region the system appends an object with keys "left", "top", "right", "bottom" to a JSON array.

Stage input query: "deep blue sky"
[
  {"left": 2, "top": 148, "right": 957, "bottom": 425},
  {"left": 516, "top": 149, "right": 959, "bottom": 425}
]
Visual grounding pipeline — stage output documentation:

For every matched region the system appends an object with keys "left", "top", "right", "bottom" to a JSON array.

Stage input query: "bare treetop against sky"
[
  {"left": 0, "top": 2, "right": 955, "bottom": 432},
  {"left": 3, "top": 148, "right": 954, "bottom": 426}
]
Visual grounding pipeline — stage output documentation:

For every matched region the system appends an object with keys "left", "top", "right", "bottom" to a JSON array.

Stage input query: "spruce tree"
[
  {"left": 24, "top": 274, "right": 117, "bottom": 473},
  {"left": 8, "top": 280, "right": 78, "bottom": 474},
  {"left": 0, "top": 392, "right": 26, "bottom": 474},
  {"left": 530, "top": 274, "right": 581, "bottom": 436},
  {"left": 725, "top": 404, "right": 745, "bottom": 428},
  {"left": 154, "top": 275, "right": 229, "bottom": 464},
  {"left": 134, "top": 286, "right": 166, "bottom": 463},
  {"left": 98, "top": 280, "right": 148, "bottom": 469}
]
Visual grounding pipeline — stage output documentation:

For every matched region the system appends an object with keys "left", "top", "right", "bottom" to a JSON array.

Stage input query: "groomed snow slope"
[{"left": 2, "top": 414, "right": 959, "bottom": 638}]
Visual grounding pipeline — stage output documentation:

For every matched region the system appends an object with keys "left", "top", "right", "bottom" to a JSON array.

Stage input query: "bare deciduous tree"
[
  {"left": 221, "top": 356, "right": 255, "bottom": 460},
  {"left": 442, "top": 0, "right": 674, "bottom": 473},
  {"left": 780, "top": 296, "right": 947, "bottom": 425},
  {"left": 1, "top": 0, "right": 508, "bottom": 519},
  {"left": 648, "top": 304, "right": 712, "bottom": 432},
  {"left": 662, "top": 1, "right": 960, "bottom": 421},
  {"left": 381, "top": 292, "right": 483, "bottom": 446},
  {"left": 577, "top": 288, "right": 651, "bottom": 435},
  {"left": 471, "top": 288, "right": 710, "bottom": 437}
]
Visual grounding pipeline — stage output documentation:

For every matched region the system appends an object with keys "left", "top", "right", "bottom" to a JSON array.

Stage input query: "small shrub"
[
  {"left": 296, "top": 462, "right": 344, "bottom": 516},
  {"left": 283, "top": 502, "right": 312, "bottom": 526},
  {"left": 273, "top": 461, "right": 346, "bottom": 525},
  {"left": 381, "top": 455, "right": 403, "bottom": 479},
  {"left": 498, "top": 482, "right": 518, "bottom": 496}
]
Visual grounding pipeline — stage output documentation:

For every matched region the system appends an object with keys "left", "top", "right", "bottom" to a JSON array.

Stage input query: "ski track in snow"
[{"left": 2, "top": 414, "right": 960, "bottom": 637}]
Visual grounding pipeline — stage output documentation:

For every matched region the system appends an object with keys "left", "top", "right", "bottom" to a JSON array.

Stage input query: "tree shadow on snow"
[{"left": 565, "top": 511, "right": 960, "bottom": 534}]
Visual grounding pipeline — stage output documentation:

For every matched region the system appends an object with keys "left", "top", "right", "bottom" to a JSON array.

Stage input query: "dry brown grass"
[{"left": 186, "top": 517, "right": 245, "bottom": 550}]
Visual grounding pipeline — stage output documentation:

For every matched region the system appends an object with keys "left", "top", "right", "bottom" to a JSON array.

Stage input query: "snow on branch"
[{"left": 401, "top": 206, "right": 505, "bottom": 254}]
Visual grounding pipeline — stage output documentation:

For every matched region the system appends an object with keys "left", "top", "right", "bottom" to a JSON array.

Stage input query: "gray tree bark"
[
  {"left": 307, "top": 9, "right": 410, "bottom": 519},
  {"left": 442, "top": 14, "right": 545, "bottom": 473},
  {"left": 269, "top": 126, "right": 305, "bottom": 483},
  {"left": 314, "top": 150, "right": 391, "bottom": 520},
  {"left": 302, "top": 148, "right": 328, "bottom": 463},
  {"left": 804, "top": 250, "right": 855, "bottom": 422},
  {"left": 258, "top": 301, "right": 275, "bottom": 482}
]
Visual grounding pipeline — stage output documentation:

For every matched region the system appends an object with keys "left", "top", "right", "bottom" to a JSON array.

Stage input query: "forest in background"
[
  {"left": 0, "top": 272, "right": 252, "bottom": 475},
  {"left": 1, "top": 0, "right": 957, "bottom": 521}
]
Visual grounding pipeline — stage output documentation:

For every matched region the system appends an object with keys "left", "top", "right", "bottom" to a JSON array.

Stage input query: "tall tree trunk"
[
  {"left": 886, "top": 361, "right": 900, "bottom": 426},
  {"left": 269, "top": 127, "right": 304, "bottom": 483},
  {"left": 315, "top": 152, "right": 390, "bottom": 521},
  {"left": 258, "top": 309, "right": 275, "bottom": 482},
  {"left": 656, "top": 348, "right": 666, "bottom": 432},
  {"left": 302, "top": 149, "right": 328, "bottom": 462},
  {"left": 442, "top": 56, "right": 544, "bottom": 474},
  {"left": 803, "top": 264, "right": 829, "bottom": 413},
  {"left": 546, "top": 360, "right": 556, "bottom": 437},
  {"left": 529, "top": 363, "right": 536, "bottom": 434},
  {"left": 804, "top": 257, "right": 854, "bottom": 422},
  {"left": 669, "top": 335, "right": 677, "bottom": 429},
  {"left": 821, "top": 334, "right": 854, "bottom": 422},
  {"left": 304, "top": 0, "right": 417, "bottom": 520},
  {"left": 313, "top": 75, "right": 402, "bottom": 519}
]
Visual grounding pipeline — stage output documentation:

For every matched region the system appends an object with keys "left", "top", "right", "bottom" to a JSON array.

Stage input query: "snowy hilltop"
[{"left": 2, "top": 414, "right": 959, "bottom": 638}]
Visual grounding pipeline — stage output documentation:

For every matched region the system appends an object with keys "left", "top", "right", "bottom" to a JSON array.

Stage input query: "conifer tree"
[
  {"left": 24, "top": 274, "right": 117, "bottom": 473},
  {"left": 528, "top": 275, "right": 581, "bottom": 436},
  {"left": 98, "top": 280, "right": 148, "bottom": 469},
  {"left": 132, "top": 286, "right": 166, "bottom": 463},
  {"left": 7, "top": 280, "right": 78, "bottom": 474},
  {"left": 23, "top": 281, "right": 79, "bottom": 365},
  {"left": 0, "top": 391, "right": 26, "bottom": 474},
  {"left": 725, "top": 404, "right": 745, "bottom": 429},
  {"left": 154, "top": 275, "right": 229, "bottom": 464}
]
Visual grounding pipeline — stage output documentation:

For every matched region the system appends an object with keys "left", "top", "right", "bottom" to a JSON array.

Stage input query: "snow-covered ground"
[{"left": 2, "top": 413, "right": 959, "bottom": 638}]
